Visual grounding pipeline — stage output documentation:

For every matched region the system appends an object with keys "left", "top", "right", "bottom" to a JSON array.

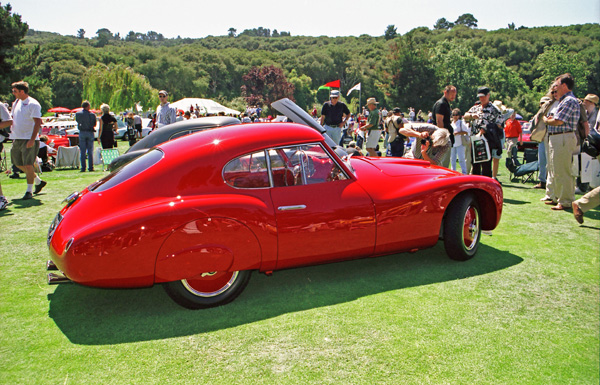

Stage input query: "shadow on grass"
[
  {"left": 10, "top": 197, "right": 44, "bottom": 209},
  {"left": 48, "top": 243, "right": 522, "bottom": 345},
  {"left": 503, "top": 198, "right": 529, "bottom": 205}
]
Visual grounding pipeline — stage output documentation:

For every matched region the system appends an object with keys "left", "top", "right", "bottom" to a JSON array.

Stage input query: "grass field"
[{"left": 1, "top": 141, "right": 598, "bottom": 384}]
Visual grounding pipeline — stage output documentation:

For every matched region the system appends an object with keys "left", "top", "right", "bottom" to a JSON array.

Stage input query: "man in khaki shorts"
[{"left": 9, "top": 81, "right": 47, "bottom": 200}]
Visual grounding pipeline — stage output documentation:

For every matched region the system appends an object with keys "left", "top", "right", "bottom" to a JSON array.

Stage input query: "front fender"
[{"left": 154, "top": 217, "right": 262, "bottom": 283}]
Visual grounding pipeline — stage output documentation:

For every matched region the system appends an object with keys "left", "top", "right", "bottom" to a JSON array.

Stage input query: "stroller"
[{"left": 505, "top": 146, "right": 538, "bottom": 183}]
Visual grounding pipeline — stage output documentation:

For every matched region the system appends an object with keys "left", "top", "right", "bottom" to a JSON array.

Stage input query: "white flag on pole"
[{"left": 346, "top": 83, "right": 361, "bottom": 96}]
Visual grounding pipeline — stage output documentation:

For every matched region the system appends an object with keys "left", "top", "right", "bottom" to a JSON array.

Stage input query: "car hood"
[{"left": 354, "top": 156, "right": 459, "bottom": 177}]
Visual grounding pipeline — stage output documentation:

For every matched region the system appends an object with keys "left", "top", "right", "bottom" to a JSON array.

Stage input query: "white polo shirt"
[
  {"left": 0, "top": 103, "right": 10, "bottom": 122},
  {"left": 10, "top": 96, "right": 42, "bottom": 140}
]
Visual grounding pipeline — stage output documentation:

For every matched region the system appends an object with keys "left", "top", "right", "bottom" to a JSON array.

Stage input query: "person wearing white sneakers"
[{"left": 9, "top": 81, "right": 47, "bottom": 200}]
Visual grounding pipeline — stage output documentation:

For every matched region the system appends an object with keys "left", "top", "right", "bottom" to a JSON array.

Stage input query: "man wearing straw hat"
[{"left": 362, "top": 97, "right": 381, "bottom": 157}]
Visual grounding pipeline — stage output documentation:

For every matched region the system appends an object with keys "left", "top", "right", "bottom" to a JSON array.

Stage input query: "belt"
[{"left": 548, "top": 131, "right": 573, "bottom": 136}]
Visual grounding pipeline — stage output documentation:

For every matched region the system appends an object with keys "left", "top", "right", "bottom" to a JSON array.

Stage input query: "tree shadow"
[{"left": 48, "top": 244, "right": 523, "bottom": 345}]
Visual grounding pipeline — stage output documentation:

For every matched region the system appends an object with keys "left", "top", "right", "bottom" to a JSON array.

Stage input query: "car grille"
[{"left": 47, "top": 213, "right": 63, "bottom": 246}]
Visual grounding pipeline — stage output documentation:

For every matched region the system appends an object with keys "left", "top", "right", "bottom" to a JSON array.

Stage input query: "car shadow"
[{"left": 48, "top": 243, "right": 522, "bottom": 345}]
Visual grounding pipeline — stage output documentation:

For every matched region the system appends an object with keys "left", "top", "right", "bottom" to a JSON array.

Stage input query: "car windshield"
[{"left": 89, "top": 149, "right": 164, "bottom": 192}]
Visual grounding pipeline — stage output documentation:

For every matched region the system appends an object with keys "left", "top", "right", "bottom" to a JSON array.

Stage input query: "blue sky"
[{"left": 11, "top": 0, "right": 599, "bottom": 39}]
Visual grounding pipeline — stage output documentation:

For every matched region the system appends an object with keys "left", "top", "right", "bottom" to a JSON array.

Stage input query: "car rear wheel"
[
  {"left": 163, "top": 270, "right": 251, "bottom": 309},
  {"left": 443, "top": 193, "right": 480, "bottom": 261}
]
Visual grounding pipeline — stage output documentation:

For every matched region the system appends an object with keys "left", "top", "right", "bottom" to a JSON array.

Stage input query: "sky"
[{"left": 10, "top": 0, "right": 599, "bottom": 39}]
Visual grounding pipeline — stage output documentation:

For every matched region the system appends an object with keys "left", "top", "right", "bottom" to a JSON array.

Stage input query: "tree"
[
  {"left": 50, "top": 60, "right": 87, "bottom": 108},
  {"left": 241, "top": 65, "right": 294, "bottom": 109},
  {"left": 288, "top": 69, "right": 313, "bottom": 111},
  {"left": 125, "top": 31, "right": 137, "bottom": 42},
  {"left": 481, "top": 58, "right": 532, "bottom": 116},
  {"left": 454, "top": 13, "right": 478, "bottom": 28},
  {"left": 384, "top": 25, "right": 397, "bottom": 40},
  {"left": 432, "top": 41, "right": 484, "bottom": 114},
  {"left": 532, "top": 45, "right": 591, "bottom": 97},
  {"left": 83, "top": 64, "right": 158, "bottom": 113},
  {"left": 386, "top": 36, "right": 438, "bottom": 111},
  {"left": 228, "top": 28, "right": 237, "bottom": 37},
  {"left": 434, "top": 18, "right": 453, "bottom": 30},
  {"left": 95, "top": 28, "right": 112, "bottom": 47},
  {"left": 77, "top": 28, "right": 85, "bottom": 39},
  {"left": 0, "top": 3, "right": 28, "bottom": 89}
]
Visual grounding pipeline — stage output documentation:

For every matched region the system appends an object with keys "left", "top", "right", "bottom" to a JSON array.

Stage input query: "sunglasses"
[
  {"left": 159, "top": 94, "right": 167, "bottom": 97},
  {"left": 551, "top": 91, "right": 557, "bottom": 94}
]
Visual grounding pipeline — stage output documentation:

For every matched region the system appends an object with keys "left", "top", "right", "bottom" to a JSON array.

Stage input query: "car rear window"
[{"left": 89, "top": 149, "right": 164, "bottom": 192}]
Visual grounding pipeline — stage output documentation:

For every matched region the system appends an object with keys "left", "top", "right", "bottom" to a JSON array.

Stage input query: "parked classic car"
[
  {"left": 517, "top": 120, "right": 538, "bottom": 150},
  {"left": 114, "top": 118, "right": 152, "bottom": 141},
  {"left": 108, "top": 116, "right": 240, "bottom": 171},
  {"left": 47, "top": 99, "right": 503, "bottom": 309}
]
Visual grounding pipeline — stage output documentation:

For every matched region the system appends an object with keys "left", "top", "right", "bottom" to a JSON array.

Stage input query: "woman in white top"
[{"left": 450, "top": 108, "right": 469, "bottom": 174}]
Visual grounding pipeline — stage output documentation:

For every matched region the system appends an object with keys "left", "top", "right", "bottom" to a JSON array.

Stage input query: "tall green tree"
[
  {"left": 83, "top": 64, "right": 158, "bottom": 113},
  {"left": 481, "top": 58, "right": 532, "bottom": 115},
  {"left": 50, "top": 60, "right": 87, "bottom": 108},
  {"left": 454, "top": 13, "right": 478, "bottom": 28},
  {"left": 386, "top": 36, "right": 438, "bottom": 111},
  {"left": 434, "top": 18, "right": 453, "bottom": 30},
  {"left": 432, "top": 41, "right": 484, "bottom": 114},
  {"left": 288, "top": 69, "right": 313, "bottom": 111},
  {"left": 532, "top": 44, "right": 591, "bottom": 97},
  {"left": 0, "top": 3, "right": 28, "bottom": 92},
  {"left": 384, "top": 25, "right": 397, "bottom": 40}
]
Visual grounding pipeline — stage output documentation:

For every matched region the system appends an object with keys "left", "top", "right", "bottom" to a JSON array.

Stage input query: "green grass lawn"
[{"left": 1, "top": 142, "right": 598, "bottom": 384}]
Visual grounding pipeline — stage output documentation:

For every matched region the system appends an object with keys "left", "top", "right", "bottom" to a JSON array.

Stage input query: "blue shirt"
[
  {"left": 75, "top": 109, "right": 97, "bottom": 132},
  {"left": 549, "top": 91, "right": 580, "bottom": 134}
]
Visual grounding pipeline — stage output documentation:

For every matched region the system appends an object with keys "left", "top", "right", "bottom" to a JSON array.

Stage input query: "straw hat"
[{"left": 366, "top": 97, "right": 378, "bottom": 106}]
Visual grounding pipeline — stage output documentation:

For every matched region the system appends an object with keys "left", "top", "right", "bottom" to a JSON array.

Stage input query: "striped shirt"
[{"left": 549, "top": 91, "right": 580, "bottom": 134}]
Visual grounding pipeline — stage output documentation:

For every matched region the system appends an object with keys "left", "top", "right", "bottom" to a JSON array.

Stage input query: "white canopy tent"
[{"left": 170, "top": 98, "right": 241, "bottom": 116}]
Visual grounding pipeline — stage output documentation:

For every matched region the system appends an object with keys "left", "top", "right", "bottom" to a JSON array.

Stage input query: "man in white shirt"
[
  {"left": 155, "top": 90, "right": 176, "bottom": 129},
  {"left": 0, "top": 101, "right": 12, "bottom": 209},
  {"left": 9, "top": 81, "right": 47, "bottom": 200}
]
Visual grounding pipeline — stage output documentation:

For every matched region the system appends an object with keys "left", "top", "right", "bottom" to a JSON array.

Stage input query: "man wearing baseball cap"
[
  {"left": 319, "top": 90, "right": 350, "bottom": 146},
  {"left": 464, "top": 86, "right": 505, "bottom": 179},
  {"left": 156, "top": 90, "right": 176, "bottom": 129}
]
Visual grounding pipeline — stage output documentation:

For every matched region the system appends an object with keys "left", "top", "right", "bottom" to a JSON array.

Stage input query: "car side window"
[
  {"left": 270, "top": 144, "right": 348, "bottom": 187},
  {"left": 223, "top": 150, "right": 270, "bottom": 189}
]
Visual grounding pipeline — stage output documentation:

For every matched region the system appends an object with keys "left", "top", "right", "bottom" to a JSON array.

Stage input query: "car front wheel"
[
  {"left": 163, "top": 270, "right": 251, "bottom": 309},
  {"left": 443, "top": 193, "right": 481, "bottom": 261}
]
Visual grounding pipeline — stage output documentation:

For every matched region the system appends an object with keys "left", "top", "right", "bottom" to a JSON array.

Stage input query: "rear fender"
[{"left": 155, "top": 217, "right": 261, "bottom": 283}]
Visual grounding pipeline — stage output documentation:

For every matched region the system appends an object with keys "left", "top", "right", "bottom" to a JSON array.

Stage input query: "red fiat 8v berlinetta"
[{"left": 47, "top": 99, "right": 502, "bottom": 309}]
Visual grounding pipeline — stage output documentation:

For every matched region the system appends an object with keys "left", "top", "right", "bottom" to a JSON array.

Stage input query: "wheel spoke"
[
  {"left": 182, "top": 271, "right": 238, "bottom": 297},
  {"left": 462, "top": 206, "right": 479, "bottom": 251}
]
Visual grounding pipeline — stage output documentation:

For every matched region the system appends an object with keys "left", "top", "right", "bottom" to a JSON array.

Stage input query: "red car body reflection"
[{"left": 48, "top": 120, "right": 502, "bottom": 309}]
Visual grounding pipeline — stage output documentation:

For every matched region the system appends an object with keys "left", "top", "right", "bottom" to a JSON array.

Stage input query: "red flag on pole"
[{"left": 323, "top": 79, "right": 341, "bottom": 88}]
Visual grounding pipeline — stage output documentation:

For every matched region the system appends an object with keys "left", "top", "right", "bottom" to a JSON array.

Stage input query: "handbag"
[
  {"left": 471, "top": 134, "right": 491, "bottom": 163},
  {"left": 582, "top": 129, "right": 600, "bottom": 158},
  {"left": 530, "top": 117, "right": 547, "bottom": 143},
  {"left": 530, "top": 101, "right": 554, "bottom": 142}
]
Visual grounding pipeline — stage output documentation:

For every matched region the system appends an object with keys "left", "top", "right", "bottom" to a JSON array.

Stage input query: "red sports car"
[{"left": 47, "top": 99, "right": 503, "bottom": 309}]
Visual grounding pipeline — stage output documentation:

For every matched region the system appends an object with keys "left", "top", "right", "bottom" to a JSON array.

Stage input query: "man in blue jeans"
[{"left": 75, "top": 101, "right": 97, "bottom": 172}]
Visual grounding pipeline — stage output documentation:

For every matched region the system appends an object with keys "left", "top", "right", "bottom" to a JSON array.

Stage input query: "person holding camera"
[
  {"left": 464, "top": 86, "right": 504, "bottom": 179},
  {"left": 400, "top": 123, "right": 451, "bottom": 166}
]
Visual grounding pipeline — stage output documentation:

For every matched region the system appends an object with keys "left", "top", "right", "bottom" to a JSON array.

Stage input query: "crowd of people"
[
  {"left": 318, "top": 74, "right": 599, "bottom": 224},
  {"left": 1, "top": 77, "right": 598, "bottom": 224}
]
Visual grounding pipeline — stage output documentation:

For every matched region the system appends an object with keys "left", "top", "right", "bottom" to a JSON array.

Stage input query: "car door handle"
[{"left": 278, "top": 205, "right": 307, "bottom": 211}]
